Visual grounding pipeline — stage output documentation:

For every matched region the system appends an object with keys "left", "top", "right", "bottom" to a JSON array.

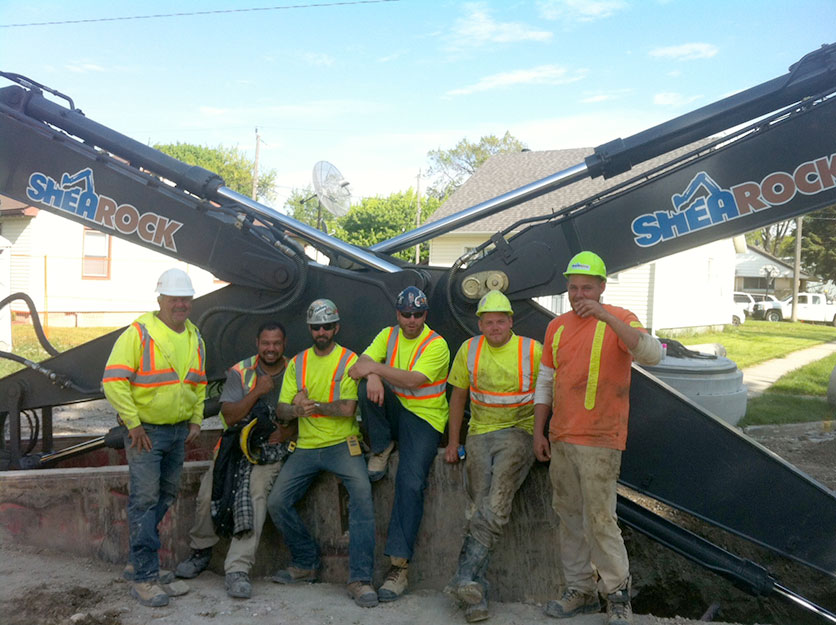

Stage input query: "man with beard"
[
  {"left": 103, "top": 268, "right": 206, "bottom": 607},
  {"left": 174, "top": 321, "right": 291, "bottom": 599},
  {"left": 348, "top": 286, "right": 450, "bottom": 602},
  {"left": 534, "top": 251, "right": 662, "bottom": 625},
  {"left": 267, "top": 299, "right": 377, "bottom": 608}
]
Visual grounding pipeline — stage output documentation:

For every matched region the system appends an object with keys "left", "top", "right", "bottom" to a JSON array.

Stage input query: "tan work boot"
[
  {"left": 131, "top": 582, "right": 169, "bottom": 607},
  {"left": 271, "top": 565, "right": 319, "bottom": 584},
  {"left": 347, "top": 581, "right": 379, "bottom": 607},
  {"left": 544, "top": 587, "right": 600, "bottom": 618},
  {"left": 606, "top": 587, "right": 633, "bottom": 624},
  {"left": 378, "top": 556, "right": 408, "bottom": 601},
  {"left": 367, "top": 441, "right": 395, "bottom": 481}
]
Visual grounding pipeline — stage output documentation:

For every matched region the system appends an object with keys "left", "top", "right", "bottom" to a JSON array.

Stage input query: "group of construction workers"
[{"left": 102, "top": 250, "right": 663, "bottom": 625}]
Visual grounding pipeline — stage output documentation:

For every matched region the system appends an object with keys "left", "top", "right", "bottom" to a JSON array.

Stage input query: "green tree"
[
  {"left": 745, "top": 220, "right": 795, "bottom": 257},
  {"left": 796, "top": 207, "right": 836, "bottom": 281},
  {"left": 334, "top": 189, "right": 441, "bottom": 262},
  {"left": 154, "top": 142, "right": 277, "bottom": 203},
  {"left": 426, "top": 131, "right": 527, "bottom": 199},
  {"left": 283, "top": 187, "right": 339, "bottom": 232}
]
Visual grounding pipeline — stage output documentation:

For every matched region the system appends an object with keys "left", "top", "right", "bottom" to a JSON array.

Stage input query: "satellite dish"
[{"left": 312, "top": 161, "right": 351, "bottom": 218}]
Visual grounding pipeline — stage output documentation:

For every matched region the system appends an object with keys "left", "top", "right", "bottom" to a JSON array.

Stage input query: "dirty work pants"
[
  {"left": 187, "top": 459, "right": 283, "bottom": 573},
  {"left": 464, "top": 428, "right": 535, "bottom": 549},
  {"left": 267, "top": 442, "right": 375, "bottom": 583},
  {"left": 359, "top": 379, "right": 441, "bottom": 560},
  {"left": 548, "top": 441, "right": 629, "bottom": 595},
  {"left": 125, "top": 422, "right": 188, "bottom": 583}
]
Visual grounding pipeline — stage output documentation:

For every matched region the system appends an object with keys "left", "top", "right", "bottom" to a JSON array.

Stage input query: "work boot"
[
  {"left": 131, "top": 582, "right": 169, "bottom": 607},
  {"left": 174, "top": 547, "right": 213, "bottom": 579},
  {"left": 378, "top": 556, "right": 409, "bottom": 602},
  {"left": 225, "top": 571, "right": 252, "bottom": 599},
  {"left": 464, "top": 577, "right": 490, "bottom": 622},
  {"left": 606, "top": 587, "right": 633, "bottom": 624},
  {"left": 544, "top": 588, "right": 601, "bottom": 618},
  {"left": 452, "top": 537, "right": 491, "bottom": 605},
  {"left": 122, "top": 563, "right": 175, "bottom": 585},
  {"left": 465, "top": 595, "right": 489, "bottom": 622},
  {"left": 367, "top": 441, "right": 395, "bottom": 481},
  {"left": 347, "top": 581, "right": 379, "bottom": 608},
  {"left": 160, "top": 579, "right": 189, "bottom": 597},
  {"left": 272, "top": 565, "right": 319, "bottom": 584}
]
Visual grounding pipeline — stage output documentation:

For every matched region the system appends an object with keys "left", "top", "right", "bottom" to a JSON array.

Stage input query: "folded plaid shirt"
[{"left": 231, "top": 441, "right": 294, "bottom": 537}]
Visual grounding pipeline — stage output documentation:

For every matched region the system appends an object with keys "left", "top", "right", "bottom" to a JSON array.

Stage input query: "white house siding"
[
  {"left": 600, "top": 264, "right": 653, "bottom": 327},
  {"left": 649, "top": 240, "right": 735, "bottom": 332},
  {"left": 428, "top": 232, "right": 495, "bottom": 267},
  {"left": 3, "top": 211, "right": 223, "bottom": 327}
]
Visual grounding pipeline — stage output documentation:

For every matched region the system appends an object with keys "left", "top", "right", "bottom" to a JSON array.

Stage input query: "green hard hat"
[
  {"left": 564, "top": 251, "right": 607, "bottom": 279},
  {"left": 476, "top": 290, "right": 513, "bottom": 316}
]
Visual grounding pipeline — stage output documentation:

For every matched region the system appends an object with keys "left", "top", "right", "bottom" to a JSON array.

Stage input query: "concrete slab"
[{"left": 742, "top": 340, "right": 836, "bottom": 397}]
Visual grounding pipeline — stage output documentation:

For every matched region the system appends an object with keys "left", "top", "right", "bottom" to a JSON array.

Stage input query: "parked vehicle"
[
  {"left": 759, "top": 292, "right": 836, "bottom": 324},
  {"left": 732, "top": 300, "right": 748, "bottom": 326},
  {"left": 749, "top": 294, "right": 783, "bottom": 320}
]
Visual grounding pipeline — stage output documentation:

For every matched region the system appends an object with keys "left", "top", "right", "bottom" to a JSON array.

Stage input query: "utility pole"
[
  {"left": 415, "top": 169, "right": 422, "bottom": 264},
  {"left": 791, "top": 216, "right": 803, "bottom": 321},
  {"left": 252, "top": 127, "right": 261, "bottom": 200}
]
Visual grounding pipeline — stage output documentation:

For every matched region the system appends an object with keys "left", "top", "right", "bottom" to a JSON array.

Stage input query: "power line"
[{"left": 1, "top": 0, "right": 399, "bottom": 28}]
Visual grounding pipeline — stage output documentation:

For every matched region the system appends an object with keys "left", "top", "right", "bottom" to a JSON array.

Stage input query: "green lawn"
[
  {"left": 0, "top": 325, "right": 118, "bottom": 379},
  {"left": 668, "top": 320, "right": 836, "bottom": 369}
]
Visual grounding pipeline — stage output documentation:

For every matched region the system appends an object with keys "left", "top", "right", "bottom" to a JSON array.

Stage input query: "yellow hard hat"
[
  {"left": 476, "top": 290, "right": 513, "bottom": 316},
  {"left": 563, "top": 251, "right": 607, "bottom": 279}
]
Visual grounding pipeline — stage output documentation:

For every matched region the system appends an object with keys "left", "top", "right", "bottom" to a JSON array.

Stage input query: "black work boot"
[
  {"left": 453, "top": 536, "right": 491, "bottom": 605},
  {"left": 174, "top": 547, "right": 212, "bottom": 579}
]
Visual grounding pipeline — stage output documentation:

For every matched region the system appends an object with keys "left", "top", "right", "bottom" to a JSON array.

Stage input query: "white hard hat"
[{"left": 155, "top": 268, "right": 195, "bottom": 296}]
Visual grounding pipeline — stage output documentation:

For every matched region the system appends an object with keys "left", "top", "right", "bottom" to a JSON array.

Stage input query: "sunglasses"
[
  {"left": 399, "top": 311, "right": 426, "bottom": 319},
  {"left": 310, "top": 322, "right": 335, "bottom": 331}
]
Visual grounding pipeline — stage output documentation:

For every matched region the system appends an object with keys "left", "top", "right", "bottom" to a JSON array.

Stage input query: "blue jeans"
[
  {"left": 267, "top": 442, "right": 375, "bottom": 583},
  {"left": 359, "top": 379, "right": 441, "bottom": 560},
  {"left": 124, "top": 422, "right": 188, "bottom": 583}
]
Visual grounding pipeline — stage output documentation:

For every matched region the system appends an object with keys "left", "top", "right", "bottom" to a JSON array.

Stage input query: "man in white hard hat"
[
  {"left": 103, "top": 268, "right": 207, "bottom": 608},
  {"left": 267, "top": 299, "right": 378, "bottom": 608},
  {"left": 443, "top": 290, "right": 542, "bottom": 623}
]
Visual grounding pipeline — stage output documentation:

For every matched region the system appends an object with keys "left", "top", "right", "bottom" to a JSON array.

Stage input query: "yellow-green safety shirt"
[
  {"left": 279, "top": 344, "right": 359, "bottom": 449},
  {"left": 102, "top": 311, "right": 207, "bottom": 430},
  {"left": 448, "top": 333, "right": 542, "bottom": 435},
  {"left": 363, "top": 324, "right": 450, "bottom": 433}
]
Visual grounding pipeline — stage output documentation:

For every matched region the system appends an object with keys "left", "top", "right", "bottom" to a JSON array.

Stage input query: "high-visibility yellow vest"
[
  {"left": 103, "top": 311, "right": 206, "bottom": 429},
  {"left": 384, "top": 326, "right": 447, "bottom": 400},
  {"left": 465, "top": 335, "right": 536, "bottom": 408}
]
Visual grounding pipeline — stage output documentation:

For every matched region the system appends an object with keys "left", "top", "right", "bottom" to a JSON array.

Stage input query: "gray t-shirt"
[{"left": 219, "top": 360, "right": 285, "bottom": 415}]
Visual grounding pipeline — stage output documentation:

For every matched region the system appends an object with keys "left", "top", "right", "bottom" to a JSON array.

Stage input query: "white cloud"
[
  {"left": 653, "top": 92, "right": 702, "bottom": 107},
  {"left": 301, "top": 52, "right": 335, "bottom": 67},
  {"left": 538, "top": 0, "right": 628, "bottom": 22},
  {"left": 649, "top": 43, "right": 718, "bottom": 60},
  {"left": 64, "top": 62, "right": 105, "bottom": 73},
  {"left": 450, "top": 2, "right": 552, "bottom": 48},
  {"left": 447, "top": 65, "right": 586, "bottom": 96},
  {"left": 579, "top": 88, "right": 633, "bottom": 104}
]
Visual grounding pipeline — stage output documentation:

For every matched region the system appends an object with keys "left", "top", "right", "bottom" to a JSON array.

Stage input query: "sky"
[{"left": 1, "top": 0, "right": 835, "bottom": 211}]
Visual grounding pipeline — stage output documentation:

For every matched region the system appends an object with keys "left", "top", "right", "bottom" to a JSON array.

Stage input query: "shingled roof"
[{"left": 427, "top": 142, "right": 709, "bottom": 233}]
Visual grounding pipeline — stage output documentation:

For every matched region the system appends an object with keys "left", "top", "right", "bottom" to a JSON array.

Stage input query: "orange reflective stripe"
[{"left": 467, "top": 335, "right": 534, "bottom": 408}]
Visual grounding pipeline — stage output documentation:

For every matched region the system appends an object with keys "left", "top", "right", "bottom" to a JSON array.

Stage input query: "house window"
[{"left": 82, "top": 229, "right": 111, "bottom": 279}]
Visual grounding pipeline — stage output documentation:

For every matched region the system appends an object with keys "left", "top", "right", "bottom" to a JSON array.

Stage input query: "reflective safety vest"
[
  {"left": 293, "top": 346, "right": 354, "bottom": 415},
  {"left": 104, "top": 320, "right": 206, "bottom": 388},
  {"left": 384, "top": 326, "right": 447, "bottom": 400},
  {"left": 465, "top": 335, "right": 536, "bottom": 408}
]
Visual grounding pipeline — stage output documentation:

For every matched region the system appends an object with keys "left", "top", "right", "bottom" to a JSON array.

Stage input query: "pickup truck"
[{"left": 757, "top": 292, "right": 836, "bottom": 325}]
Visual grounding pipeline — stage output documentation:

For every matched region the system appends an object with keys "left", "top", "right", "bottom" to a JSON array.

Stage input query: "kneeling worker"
[
  {"left": 444, "top": 290, "right": 542, "bottom": 622},
  {"left": 175, "top": 321, "right": 292, "bottom": 599},
  {"left": 267, "top": 299, "right": 378, "bottom": 608}
]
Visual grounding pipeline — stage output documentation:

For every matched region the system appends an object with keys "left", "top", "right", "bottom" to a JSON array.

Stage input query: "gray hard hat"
[{"left": 306, "top": 298, "right": 340, "bottom": 324}]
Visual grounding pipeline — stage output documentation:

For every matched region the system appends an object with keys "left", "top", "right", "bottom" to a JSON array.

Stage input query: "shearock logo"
[
  {"left": 631, "top": 154, "right": 836, "bottom": 247},
  {"left": 26, "top": 168, "right": 183, "bottom": 252}
]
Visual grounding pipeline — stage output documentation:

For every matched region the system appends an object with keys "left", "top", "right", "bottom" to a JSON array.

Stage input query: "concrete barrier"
[{"left": 0, "top": 449, "right": 563, "bottom": 603}]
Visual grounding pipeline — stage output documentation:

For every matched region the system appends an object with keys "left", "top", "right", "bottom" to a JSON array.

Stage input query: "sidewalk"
[{"left": 741, "top": 339, "right": 836, "bottom": 397}]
